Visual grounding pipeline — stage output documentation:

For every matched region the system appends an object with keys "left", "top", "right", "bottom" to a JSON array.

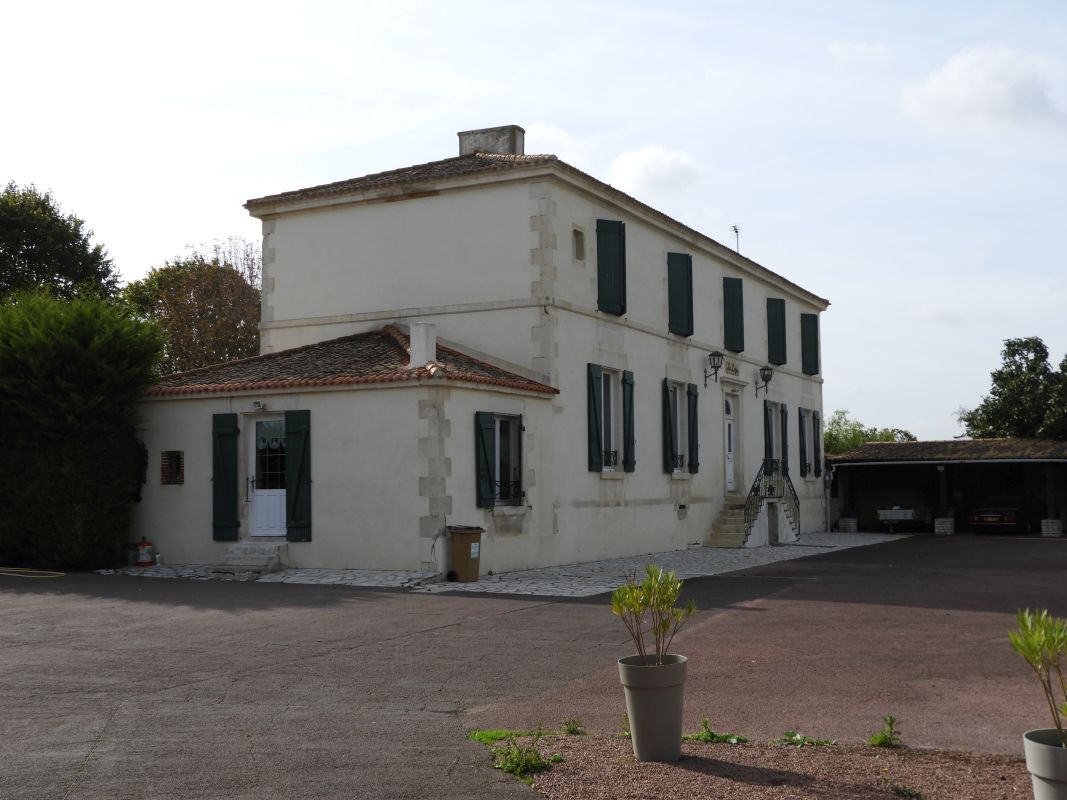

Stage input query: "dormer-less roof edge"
[{"left": 245, "top": 152, "right": 829, "bottom": 309}]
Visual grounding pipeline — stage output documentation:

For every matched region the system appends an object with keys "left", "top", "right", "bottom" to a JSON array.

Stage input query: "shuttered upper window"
[
  {"left": 667, "top": 252, "right": 693, "bottom": 337},
  {"left": 723, "top": 277, "right": 744, "bottom": 353},
  {"left": 767, "top": 298, "right": 786, "bottom": 365},
  {"left": 801, "top": 313, "right": 820, "bottom": 375},
  {"left": 596, "top": 220, "right": 626, "bottom": 316}
]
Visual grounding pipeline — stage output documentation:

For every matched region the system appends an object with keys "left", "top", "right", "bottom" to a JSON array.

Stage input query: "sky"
[{"left": 4, "top": 0, "right": 1066, "bottom": 440}]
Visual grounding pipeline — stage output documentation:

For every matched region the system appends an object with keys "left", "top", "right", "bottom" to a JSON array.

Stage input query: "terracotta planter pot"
[
  {"left": 618, "top": 654, "right": 687, "bottom": 762},
  {"left": 1024, "top": 729, "right": 1067, "bottom": 800}
]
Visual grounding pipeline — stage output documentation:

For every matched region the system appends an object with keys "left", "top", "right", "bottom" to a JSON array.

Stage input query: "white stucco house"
[{"left": 132, "top": 124, "right": 829, "bottom": 576}]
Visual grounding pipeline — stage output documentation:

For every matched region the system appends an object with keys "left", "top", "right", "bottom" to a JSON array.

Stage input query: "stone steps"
[
  {"left": 208, "top": 542, "right": 287, "bottom": 582},
  {"left": 707, "top": 496, "right": 751, "bottom": 548}
]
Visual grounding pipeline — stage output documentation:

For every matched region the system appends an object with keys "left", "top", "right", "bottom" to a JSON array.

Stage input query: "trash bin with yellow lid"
[{"left": 447, "top": 525, "right": 484, "bottom": 583}]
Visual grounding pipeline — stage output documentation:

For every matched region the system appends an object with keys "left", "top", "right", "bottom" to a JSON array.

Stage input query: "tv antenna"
[{"left": 731, "top": 225, "right": 740, "bottom": 253}]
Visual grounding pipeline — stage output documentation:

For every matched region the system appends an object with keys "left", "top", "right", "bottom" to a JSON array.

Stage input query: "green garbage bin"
[{"left": 448, "top": 525, "right": 483, "bottom": 583}]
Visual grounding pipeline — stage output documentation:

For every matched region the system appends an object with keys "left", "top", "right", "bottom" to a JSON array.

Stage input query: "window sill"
[
  {"left": 600, "top": 470, "right": 626, "bottom": 481},
  {"left": 670, "top": 471, "right": 691, "bottom": 482},
  {"left": 492, "top": 505, "right": 527, "bottom": 517}
]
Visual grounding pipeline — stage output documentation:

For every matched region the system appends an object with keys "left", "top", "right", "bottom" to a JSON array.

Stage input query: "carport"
[{"left": 828, "top": 439, "right": 1067, "bottom": 535}]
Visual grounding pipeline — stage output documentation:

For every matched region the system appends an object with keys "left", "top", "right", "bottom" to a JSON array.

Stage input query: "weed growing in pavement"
[
  {"left": 776, "top": 730, "right": 836, "bottom": 747},
  {"left": 467, "top": 728, "right": 532, "bottom": 746},
  {"left": 868, "top": 714, "right": 904, "bottom": 748},
  {"left": 560, "top": 717, "right": 586, "bottom": 735},
  {"left": 490, "top": 726, "right": 563, "bottom": 785},
  {"left": 682, "top": 716, "right": 749, "bottom": 744},
  {"left": 890, "top": 786, "right": 924, "bottom": 799},
  {"left": 616, "top": 714, "right": 631, "bottom": 738}
]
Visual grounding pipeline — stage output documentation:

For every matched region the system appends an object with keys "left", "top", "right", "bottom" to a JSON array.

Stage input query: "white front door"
[
  {"left": 724, "top": 397, "right": 736, "bottom": 493},
  {"left": 250, "top": 417, "right": 287, "bottom": 536}
]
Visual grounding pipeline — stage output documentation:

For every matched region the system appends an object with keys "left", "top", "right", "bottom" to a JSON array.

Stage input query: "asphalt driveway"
[{"left": 1, "top": 535, "right": 1064, "bottom": 799}]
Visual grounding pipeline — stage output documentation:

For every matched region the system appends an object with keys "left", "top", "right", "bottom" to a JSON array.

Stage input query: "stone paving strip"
[{"left": 96, "top": 532, "right": 904, "bottom": 597}]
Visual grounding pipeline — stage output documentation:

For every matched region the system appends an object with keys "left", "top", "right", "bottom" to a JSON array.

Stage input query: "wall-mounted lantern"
[
  {"left": 704, "top": 350, "right": 725, "bottom": 387},
  {"left": 754, "top": 365, "right": 774, "bottom": 396}
]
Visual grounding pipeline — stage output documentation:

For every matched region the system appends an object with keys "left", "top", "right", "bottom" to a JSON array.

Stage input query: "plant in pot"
[
  {"left": 611, "top": 564, "right": 697, "bottom": 762},
  {"left": 1009, "top": 608, "right": 1067, "bottom": 799}
]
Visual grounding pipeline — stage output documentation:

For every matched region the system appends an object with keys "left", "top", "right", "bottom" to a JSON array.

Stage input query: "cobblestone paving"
[{"left": 97, "top": 532, "right": 904, "bottom": 597}]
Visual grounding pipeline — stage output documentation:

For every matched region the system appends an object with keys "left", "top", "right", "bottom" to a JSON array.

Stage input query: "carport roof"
[
  {"left": 829, "top": 438, "right": 1067, "bottom": 465},
  {"left": 144, "top": 325, "right": 559, "bottom": 397}
]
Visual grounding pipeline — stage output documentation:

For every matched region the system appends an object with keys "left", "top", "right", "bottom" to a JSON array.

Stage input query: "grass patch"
[
  {"left": 776, "top": 730, "right": 836, "bottom": 747},
  {"left": 467, "top": 728, "right": 532, "bottom": 746},
  {"left": 683, "top": 716, "right": 749, "bottom": 744},
  {"left": 890, "top": 786, "right": 924, "bottom": 799},
  {"left": 560, "top": 717, "right": 586, "bottom": 735},
  {"left": 868, "top": 714, "right": 904, "bottom": 748}
]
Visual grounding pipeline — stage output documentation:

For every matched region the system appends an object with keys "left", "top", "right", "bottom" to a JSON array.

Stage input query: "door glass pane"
[{"left": 256, "top": 420, "right": 286, "bottom": 490}]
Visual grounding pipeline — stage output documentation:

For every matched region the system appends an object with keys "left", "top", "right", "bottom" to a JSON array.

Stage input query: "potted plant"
[
  {"left": 611, "top": 564, "right": 697, "bottom": 762},
  {"left": 1009, "top": 608, "right": 1067, "bottom": 799}
]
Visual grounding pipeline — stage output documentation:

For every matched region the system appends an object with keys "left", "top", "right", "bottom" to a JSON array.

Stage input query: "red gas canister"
[{"left": 135, "top": 538, "right": 155, "bottom": 567}]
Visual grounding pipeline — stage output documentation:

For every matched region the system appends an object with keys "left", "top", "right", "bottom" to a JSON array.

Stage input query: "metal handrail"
[{"left": 742, "top": 458, "right": 801, "bottom": 541}]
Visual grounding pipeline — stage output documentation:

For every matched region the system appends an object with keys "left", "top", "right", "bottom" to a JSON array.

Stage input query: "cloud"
[
  {"left": 902, "top": 47, "right": 1063, "bottom": 130},
  {"left": 826, "top": 41, "right": 891, "bottom": 66},
  {"left": 606, "top": 146, "right": 702, "bottom": 196},
  {"left": 909, "top": 304, "right": 966, "bottom": 326}
]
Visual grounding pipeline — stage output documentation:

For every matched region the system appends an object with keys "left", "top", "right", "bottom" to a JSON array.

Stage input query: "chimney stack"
[
  {"left": 457, "top": 124, "right": 525, "bottom": 156},
  {"left": 408, "top": 322, "right": 437, "bottom": 369}
]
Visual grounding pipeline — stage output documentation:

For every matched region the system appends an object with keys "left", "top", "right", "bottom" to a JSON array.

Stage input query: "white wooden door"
[
  {"left": 250, "top": 418, "right": 287, "bottom": 536},
  {"left": 724, "top": 398, "right": 736, "bottom": 492}
]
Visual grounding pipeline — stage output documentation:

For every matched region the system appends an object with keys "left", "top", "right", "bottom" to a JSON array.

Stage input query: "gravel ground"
[{"left": 523, "top": 736, "right": 1030, "bottom": 799}]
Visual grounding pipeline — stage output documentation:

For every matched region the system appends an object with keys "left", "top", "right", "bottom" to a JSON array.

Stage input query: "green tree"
[
  {"left": 958, "top": 337, "right": 1067, "bottom": 439},
  {"left": 0, "top": 182, "right": 119, "bottom": 299},
  {"left": 823, "top": 409, "right": 917, "bottom": 455},
  {"left": 0, "top": 291, "right": 161, "bottom": 569},
  {"left": 124, "top": 239, "right": 260, "bottom": 375}
]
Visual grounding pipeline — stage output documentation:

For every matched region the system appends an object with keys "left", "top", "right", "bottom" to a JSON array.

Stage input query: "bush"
[{"left": 0, "top": 292, "right": 161, "bottom": 569}]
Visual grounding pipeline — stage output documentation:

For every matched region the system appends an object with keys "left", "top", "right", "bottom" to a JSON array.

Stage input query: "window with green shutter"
[
  {"left": 780, "top": 404, "right": 789, "bottom": 475},
  {"left": 475, "top": 411, "right": 496, "bottom": 508},
  {"left": 813, "top": 410, "right": 823, "bottom": 477},
  {"left": 284, "top": 410, "right": 312, "bottom": 542},
  {"left": 801, "top": 313, "right": 820, "bottom": 375},
  {"left": 767, "top": 298, "right": 786, "bottom": 365},
  {"left": 667, "top": 252, "right": 693, "bottom": 337},
  {"left": 475, "top": 412, "right": 523, "bottom": 507},
  {"left": 622, "top": 371, "right": 636, "bottom": 473},
  {"left": 798, "top": 408, "right": 809, "bottom": 477},
  {"left": 687, "top": 383, "right": 699, "bottom": 474},
  {"left": 212, "top": 413, "right": 239, "bottom": 541},
  {"left": 589, "top": 363, "right": 631, "bottom": 473},
  {"left": 723, "top": 277, "right": 744, "bottom": 353},
  {"left": 596, "top": 220, "right": 626, "bottom": 316}
]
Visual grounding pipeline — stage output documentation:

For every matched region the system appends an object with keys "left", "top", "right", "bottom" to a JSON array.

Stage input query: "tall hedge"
[{"left": 0, "top": 292, "right": 161, "bottom": 569}]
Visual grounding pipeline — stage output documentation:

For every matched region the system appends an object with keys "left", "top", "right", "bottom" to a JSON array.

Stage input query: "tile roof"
[
  {"left": 245, "top": 152, "right": 559, "bottom": 208},
  {"left": 829, "top": 438, "right": 1067, "bottom": 464},
  {"left": 245, "top": 151, "right": 828, "bottom": 308},
  {"left": 145, "top": 325, "right": 558, "bottom": 398}
]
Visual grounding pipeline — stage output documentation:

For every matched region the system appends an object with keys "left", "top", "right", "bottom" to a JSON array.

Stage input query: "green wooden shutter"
[
  {"left": 723, "top": 277, "right": 744, "bottom": 353},
  {"left": 801, "top": 313, "right": 820, "bottom": 375},
  {"left": 667, "top": 252, "right": 694, "bottom": 337},
  {"left": 687, "top": 383, "right": 699, "bottom": 474},
  {"left": 780, "top": 404, "right": 789, "bottom": 475},
  {"left": 285, "top": 409, "right": 312, "bottom": 542},
  {"left": 212, "top": 413, "right": 240, "bottom": 541},
  {"left": 767, "top": 298, "right": 786, "bottom": 365},
  {"left": 597, "top": 220, "right": 626, "bottom": 316},
  {"left": 622, "top": 370, "right": 636, "bottom": 473},
  {"left": 662, "top": 379, "right": 676, "bottom": 473},
  {"left": 798, "top": 408, "right": 808, "bottom": 477},
  {"left": 763, "top": 399, "right": 773, "bottom": 461},
  {"left": 587, "top": 363, "right": 603, "bottom": 471},
  {"left": 475, "top": 411, "right": 496, "bottom": 508},
  {"left": 813, "top": 410, "right": 823, "bottom": 477}
]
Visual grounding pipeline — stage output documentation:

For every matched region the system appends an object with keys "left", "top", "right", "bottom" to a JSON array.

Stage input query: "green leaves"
[
  {"left": 611, "top": 564, "right": 697, "bottom": 665},
  {"left": 823, "top": 409, "right": 916, "bottom": 455},
  {"left": 960, "top": 337, "right": 1067, "bottom": 439},
  {"left": 1009, "top": 608, "right": 1067, "bottom": 746}
]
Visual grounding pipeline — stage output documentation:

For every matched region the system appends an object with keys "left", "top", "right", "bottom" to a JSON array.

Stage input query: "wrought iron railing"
[
  {"left": 743, "top": 458, "right": 801, "bottom": 541},
  {"left": 603, "top": 450, "right": 619, "bottom": 468},
  {"left": 495, "top": 480, "right": 522, "bottom": 503},
  {"left": 671, "top": 454, "right": 685, "bottom": 470}
]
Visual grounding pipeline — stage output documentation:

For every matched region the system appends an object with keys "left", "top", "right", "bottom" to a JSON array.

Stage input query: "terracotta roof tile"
[
  {"left": 829, "top": 439, "right": 1067, "bottom": 464},
  {"left": 145, "top": 325, "right": 558, "bottom": 398}
]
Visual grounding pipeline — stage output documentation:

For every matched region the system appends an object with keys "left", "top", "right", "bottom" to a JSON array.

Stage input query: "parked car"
[{"left": 966, "top": 495, "right": 1044, "bottom": 534}]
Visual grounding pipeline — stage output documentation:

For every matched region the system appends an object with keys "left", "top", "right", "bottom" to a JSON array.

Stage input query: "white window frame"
[
  {"left": 493, "top": 414, "right": 523, "bottom": 505},
  {"left": 668, "top": 380, "right": 688, "bottom": 473},
  {"left": 601, "top": 369, "right": 623, "bottom": 472}
]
